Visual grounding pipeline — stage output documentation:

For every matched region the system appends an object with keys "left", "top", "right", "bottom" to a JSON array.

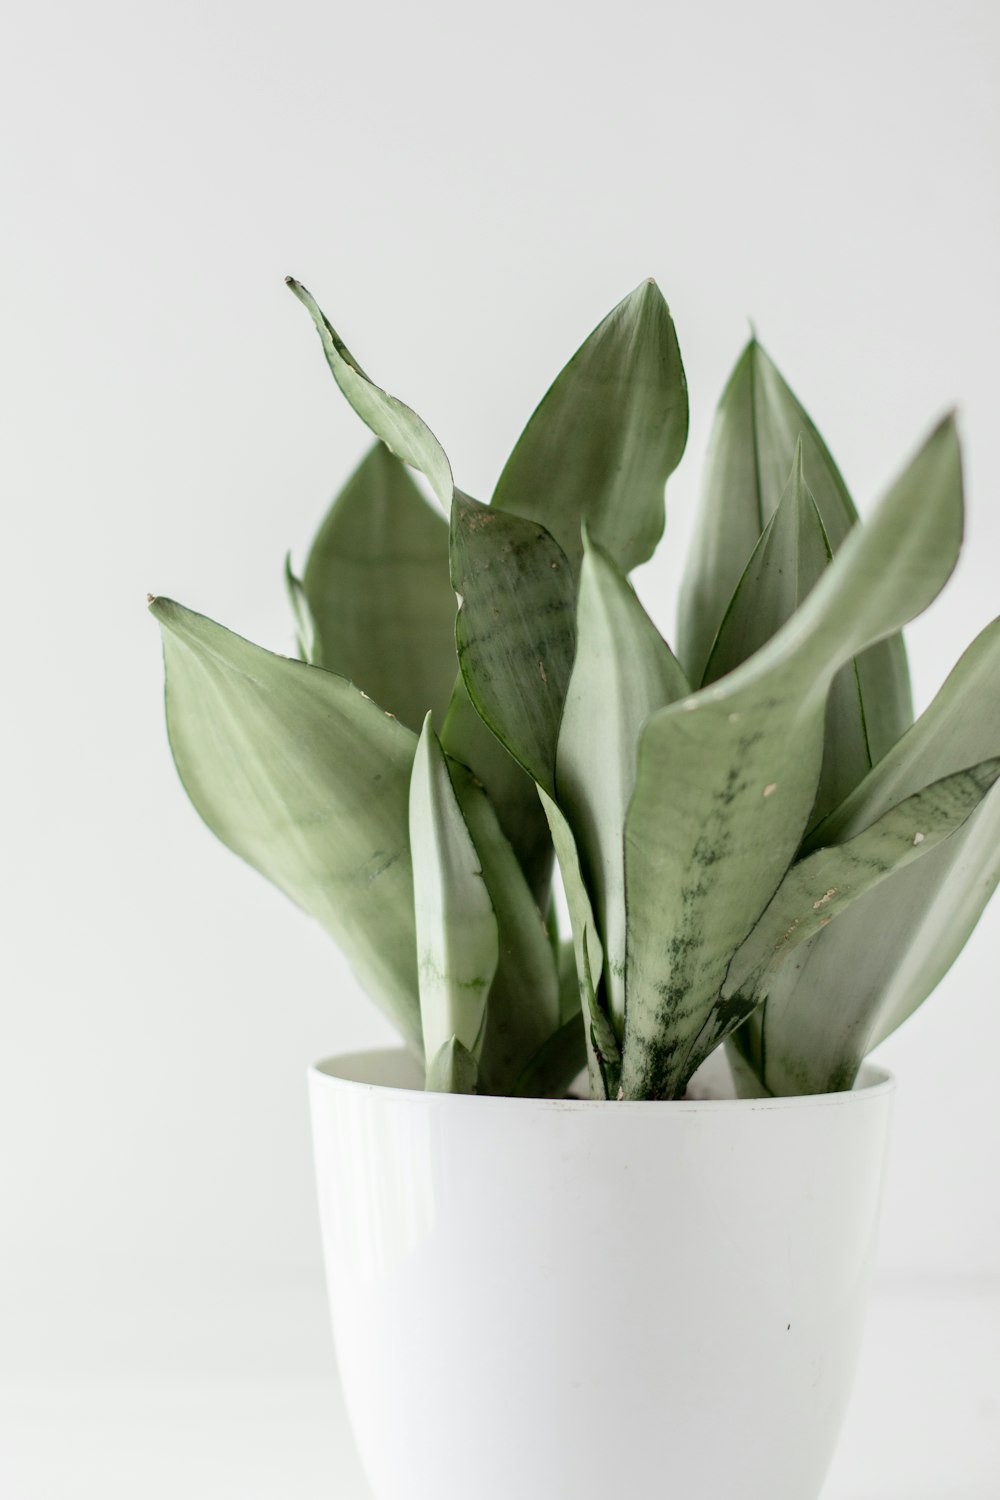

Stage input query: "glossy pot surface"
[{"left": 310, "top": 1049, "right": 894, "bottom": 1500}]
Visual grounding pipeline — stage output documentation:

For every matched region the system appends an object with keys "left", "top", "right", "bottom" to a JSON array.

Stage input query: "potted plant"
[{"left": 151, "top": 277, "right": 1000, "bottom": 1500}]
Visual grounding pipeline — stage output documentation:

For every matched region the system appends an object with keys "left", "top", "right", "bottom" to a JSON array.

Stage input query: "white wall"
[{"left": 3, "top": 0, "right": 998, "bottom": 1302}]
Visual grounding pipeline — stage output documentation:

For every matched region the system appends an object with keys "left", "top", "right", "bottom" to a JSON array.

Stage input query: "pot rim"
[{"left": 310, "top": 1047, "right": 895, "bottom": 1113}]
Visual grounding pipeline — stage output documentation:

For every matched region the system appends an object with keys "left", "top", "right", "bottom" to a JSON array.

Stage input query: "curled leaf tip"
[
  {"left": 146, "top": 592, "right": 157, "bottom": 607},
  {"left": 285, "top": 277, "right": 315, "bottom": 308}
]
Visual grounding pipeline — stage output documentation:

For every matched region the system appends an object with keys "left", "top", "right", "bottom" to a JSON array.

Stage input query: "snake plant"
[{"left": 151, "top": 277, "right": 1000, "bottom": 1100}]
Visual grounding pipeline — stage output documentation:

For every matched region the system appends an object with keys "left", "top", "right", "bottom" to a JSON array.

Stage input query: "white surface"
[
  {"left": 1, "top": 1261, "right": 997, "bottom": 1499},
  {"left": 1, "top": 5, "right": 998, "bottom": 1489},
  {"left": 310, "top": 1052, "right": 895, "bottom": 1500}
]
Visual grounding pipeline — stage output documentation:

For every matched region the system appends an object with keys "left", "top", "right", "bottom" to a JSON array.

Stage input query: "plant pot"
[{"left": 309, "top": 1048, "right": 895, "bottom": 1500}]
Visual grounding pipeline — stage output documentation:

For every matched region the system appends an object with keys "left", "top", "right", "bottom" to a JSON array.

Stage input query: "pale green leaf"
[
  {"left": 556, "top": 532, "right": 688, "bottom": 1034},
  {"left": 725, "top": 1039, "right": 772, "bottom": 1100},
  {"left": 409, "top": 715, "right": 497, "bottom": 1074},
  {"left": 301, "top": 443, "right": 457, "bottom": 733},
  {"left": 511, "top": 1011, "right": 587, "bottom": 1100},
  {"left": 678, "top": 337, "right": 912, "bottom": 761},
  {"left": 622, "top": 414, "right": 962, "bottom": 1099},
  {"left": 492, "top": 280, "right": 688, "bottom": 573},
  {"left": 286, "top": 278, "right": 453, "bottom": 508},
  {"left": 538, "top": 792, "right": 604, "bottom": 1004},
  {"left": 809, "top": 617, "right": 1000, "bottom": 848},
  {"left": 451, "top": 492, "right": 576, "bottom": 793},
  {"left": 150, "top": 597, "right": 422, "bottom": 1053},
  {"left": 284, "top": 554, "right": 319, "bottom": 663},
  {"left": 425, "top": 1037, "right": 479, "bottom": 1095},
  {"left": 702, "top": 442, "right": 830, "bottom": 683},
  {"left": 735, "top": 616, "right": 1000, "bottom": 1094},
  {"left": 734, "top": 793, "right": 1000, "bottom": 1096},
  {"left": 289, "top": 279, "right": 554, "bottom": 902},
  {"left": 581, "top": 924, "right": 621, "bottom": 1102},
  {"left": 449, "top": 759, "right": 561, "bottom": 1094},
  {"left": 725, "top": 757, "right": 1000, "bottom": 1003},
  {"left": 703, "top": 441, "right": 877, "bottom": 825},
  {"left": 440, "top": 675, "right": 553, "bottom": 906},
  {"left": 556, "top": 937, "right": 581, "bottom": 1024},
  {"left": 538, "top": 790, "right": 614, "bottom": 1099}
]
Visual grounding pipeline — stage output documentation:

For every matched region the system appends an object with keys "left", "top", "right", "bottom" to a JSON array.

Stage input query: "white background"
[{"left": 2, "top": 1, "right": 998, "bottom": 1494}]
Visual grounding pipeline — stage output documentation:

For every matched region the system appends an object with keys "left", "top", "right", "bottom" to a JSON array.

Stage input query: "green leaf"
[
  {"left": 581, "top": 925, "right": 622, "bottom": 1102},
  {"left": 449, "top": 758, "right": 561, "bottom": 1095},
  {"left": 492, "top": 280, "right": 688, "bottom": 573},
  {"left": 736, "top": 794, "right": 1000, "bottom": 1096},
  {"left": 439, "top": 679, "right": 553, "bottom": 906},
  {"left": 725, "top": 757, "right": 1000, "bottom": 1002},
  {"left": 622, "top": 414, "right": 963, "bottom": 1099},
  {"left": 538, "top": 790, "right": 614, "bottom": 1099},
  {"left": 538, "top": 792, "right": 604, "bottom": 1003},
  {"left": 150, "top": 596, "right": 422, "bottom": 1053},
  {"left": 511, "top": 1011, "right": 587, "bottom": 1100},
  {"left": 702, "top": 442, "right": 876, "bottom": 826},
  {"left": 425, "top": 1037, "right": 479, "bottom": 1094},
  {"left": 678, "top": 337, "right": 912, "bottom": 760},
  {"left": 808, "top": 616, "right": 1000, "bottom": 849},
  {"left": 300, "top": 443, "right": 457, "bottom": 734},
  {"left": 284, "top": 554, "right": 318, "bottom": 663},
  {"left": 702, "top": 442, "right": 830, "bottom": 684},
  {"left": 286, "top": 278, "right": 452, "bottom": 508},
  {"left": 725, "top": 1037, "right": 772, "bottom": 1099},
  {"left": 556, "top": 532, "right": 688, "bottom": 1034},
  {"left": 289, "top": 278, "right": 555, "bottom": 904},
  {"left": 556, "top": 937, "right": 581, "bottom": 1023},
  {"left": 409, "top": 715, "right": 497, "bottom": 1076},
  {"left": 451, "top": 492, "right": 577, "bottom": 793},
  {"left": 736, "top": 616, "right": 1000, "bottom": 1094},
  {"left": 865, "top": 791, "right": 1000, "bottom": 1049}
]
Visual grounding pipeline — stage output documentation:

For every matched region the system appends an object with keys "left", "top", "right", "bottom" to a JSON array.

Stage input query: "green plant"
[{"left": 150, "top": 277, "right": 1000, "bottom": 1101}]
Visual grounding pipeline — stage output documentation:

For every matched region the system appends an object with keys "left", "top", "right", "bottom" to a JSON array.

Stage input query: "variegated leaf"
[
  {"left": 734, "top": 616, "right": 1000, "bottom": 1094},
  {"left": 623, "top": 415, "right": 962, "bottom": 1099}
]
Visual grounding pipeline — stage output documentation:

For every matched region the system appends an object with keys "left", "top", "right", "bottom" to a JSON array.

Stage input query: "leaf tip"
[
  {"left": 624, "top": 276, "right": 669, "bottom": 321},
  {"left": 147, "top": 594, "right": 176, "bottom": 625},
  {"left": 147, "top": 594, "right": 178, "bottom": 628},
  {"left": 285, "top": 276, "right": 317, "bottom": 315}
]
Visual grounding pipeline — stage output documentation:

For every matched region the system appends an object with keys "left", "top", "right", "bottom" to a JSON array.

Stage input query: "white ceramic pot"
[{"left": 309, "top": 1049, "right": 895, "bottom": 1500}]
